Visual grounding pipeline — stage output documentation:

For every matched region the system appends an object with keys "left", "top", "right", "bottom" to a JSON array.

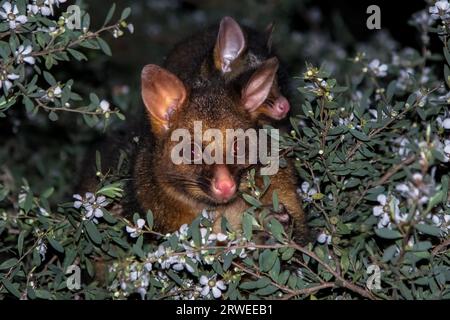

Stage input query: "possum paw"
[{"left": 263, "top": 204, "right": 293, "bottom": 231}]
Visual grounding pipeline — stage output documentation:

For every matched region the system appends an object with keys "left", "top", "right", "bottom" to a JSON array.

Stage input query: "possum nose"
[
  {"left": 212, "top": 165, "right": 236, "bottom": 202},
  {"left": 272, "top": 96, "right": 290, "bottom": 119}
]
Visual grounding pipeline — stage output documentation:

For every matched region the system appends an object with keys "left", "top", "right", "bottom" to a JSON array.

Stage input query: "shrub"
[{"left": 0, "top": 0, "right": 449, "bottom": 300}]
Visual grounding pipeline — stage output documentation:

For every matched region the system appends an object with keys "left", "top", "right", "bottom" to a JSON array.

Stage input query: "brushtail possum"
[{"left": 78, "top": 17, "right": 308, "bottom": 244}]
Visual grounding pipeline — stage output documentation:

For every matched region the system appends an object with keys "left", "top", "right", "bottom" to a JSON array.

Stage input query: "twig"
[
  {"left": 231, "top": 261, "right": 334, "bottom": 298},
  {"left": 373, "top": 155, "right": 417, "bottom": 187},
  {"left": 432, "top": 238, "right": 450, "bottom": 255},
  {"left": 288, "top": 241, "right": 378, "bottom": 300}
]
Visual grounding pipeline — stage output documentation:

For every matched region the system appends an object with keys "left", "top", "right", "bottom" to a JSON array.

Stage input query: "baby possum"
[{"left": 164, "top": 16, "right": 292, "bottom": 124}]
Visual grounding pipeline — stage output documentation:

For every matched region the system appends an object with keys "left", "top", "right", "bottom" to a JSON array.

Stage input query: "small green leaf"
[
  {"left": 104, "top": 3, "right": 116, "bottom": 25},
  {"left": 146, "top": 210, "right": 154, "bottom": 230},
  {"left": 242, "top": 194, "right": 262, "bottom": 207},
  {"left": 48, "top": 111, "right": 58, "bottom": 121},
  {"left": 242, "top": 212, "right": 254, "bottom": 241},
  {"left": 374, "top": 228, "right": 402, "bottom": 239},
  {"left": 415, "top": 224, "right": 442, "bottom": 237},
  {"left": 0, "top": 258, "right": 18, "bottom": 270},
  {"left": 97, "top": 38, "right": 112, "bottom": 56},
  {"left": 84, "top": 221, "right": 102, "bottom": 245},
  {"left": 47, "top": 237, "right": 64, "bottom": 253},
  {"left": 350, "top": 129, "right": 370, "bottom": 142},
  {"left": 18, "top": 231, "right": 26, "bottom": 256},
  {"left": 2, "top": 279, "right": 21, "bottom": 298},
  {"left": 259, "top": 249, "right": 278, "bottom": 272},
  {"left": 43, "top": 71, "right": 56, "bottom": 86},
  {"left": 120, "top": 7, "right": 131, "bottom": 20}
]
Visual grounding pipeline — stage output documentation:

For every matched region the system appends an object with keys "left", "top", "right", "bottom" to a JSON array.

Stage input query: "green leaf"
[
  {"left": 67, "top": 48, "right": 87, "bottom": 61},
  {"left": 415, "top": 224, "right": 442, "bottom": 237},
  {"left": 0, "top": 258, "right": 18, "bottom": 270},
  {"left": 35, "top": 289, "right": 52, "bottom": 300},
  {"left": 242, "top": 193, "right": 262, "bottom": 207},
  {"left": 411, "top": 241, "right": 432, "bottom": 252},
  {"left": 2, "top": 279, "right": 21, "bottom": 298},
  {"left": 120, "top": 7, "right": 131, "bottom": 20},
  {"left": 442, "top": 175, "right": 449, "bottom": 205},
  {"left": 47, "top": 237, "right": 64, "bottom": 253},
  {"left": 43, "top": 71, "right": 56, "bottom": 86},
  {"left": 268, "top": 218, "right": 285, "bottom": 243},
  {"left": 374, "top": 228, "right": 402, "bottom": 239},
  {"left": 255, "top": 285, "right": 278, "bottom": 296},
  {"left": 17, "top": 230, "right": 26, "bottom": 256},
  {"left": 350, "top": 129, "right": 370, "bottom": 142},
  {"left": 259, "top": 249, "right": 278, "bottom": 272},
  {"left": 84, "top": 221, "right": 102, "bottom": 245},
  {"left": 444, "top": 47, "right": 450, "bottom": 66},
  {"left": 48, "top": 111, "right": 58, "bottom": 121},
  {"left": 386, "top": 80, "right": 397, "bottom": 102},
  {"left": 146, "top": 210, "right": 154, "bottom": 230},
  {"left": 242, "top": 212, "right": 253, "bottom": 241},
  {"left": 132, "top": 235, "right": 145, "bottom": 258},
  {"left": 97, "top": 38, "right": 112, "bottom": 56},
  {"left": 104, "top": 3, "right": 116, "bottom": 25},
  {"left": 281, "top": 247, "right": 295, "bottom": 261}
]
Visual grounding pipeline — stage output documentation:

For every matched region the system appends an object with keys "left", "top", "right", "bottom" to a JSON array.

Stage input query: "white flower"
[
  {"left": 99, "top": 99, "right": 110, "bottom": 113},
  {"left": 442, "top": 118, "right": 450, "bottom": 129},
  {"left": 317, "top": 232, "right": 332, "bottom": 245},
  {"left": 0, "top": 70, "right": 19, "bottom": 92},
  {"left": 126, "top": 218, "right": 146, "bottom": 238},
  {"left": 395, "top": 173, "right": 434, "bottom": 205},
  {"left": 39, "top": 207, "right": 50, "bottom": 216},
  {"left": 298, "top": 181, "right": 317, "bottom": 202},
  {"left": 368, "top": 59, "right": 388, "bottom": 77},
  {"left": 49, "top": 0, "right": 67, "bottom": 7},
  {"left": 15, "top": 45, "right": 35, "bottom": 65},
  {"left": 429, "top": 0, "right": 450, "bottom": 20},
  {"left": 27, "top": 0, "right": 53, "bottom": 16},
  {"left": 73, "top": 193, "right": 109, "bottom": 223},
  {"left": 199, "top": 275, "right": 226, "bottom": 299},
  {"left": 176, "top": 224, "right": 189, "bottom": 241},
  {"left": 36, "top": 240, "right": 47, "bottom": 259},
  {"left": 0, "top": 2, "right": 27, "bottom": 29},
  {"left": 227, "top": 238, "right": 249, "bottom": 259},
  {"left": 42, "top": 85, "right": 62, "bottom": 101},
  {"left": 171, "top": 256, "right": 196, "bottom": 273},
  {"left": 373, "top": 194, "right": 403, "bottom": 229}
]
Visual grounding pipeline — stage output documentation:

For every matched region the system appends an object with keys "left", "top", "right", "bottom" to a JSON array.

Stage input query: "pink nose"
[
  {"left": 212, "top": 165, "right": 236, "bottom": 201},
  {"left": 272, "top": 96, "right": 290, "bottom": 120}
]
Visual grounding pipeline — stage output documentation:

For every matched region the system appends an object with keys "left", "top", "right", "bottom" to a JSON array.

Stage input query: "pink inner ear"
[
  {"left": 141, "top": 64, "right": 186, "bottom": 129},
  {"left": 242, "top": 57, "right": 279, "bottom": 112},
  {"left": 216, "top": 16, "right": 246, "bottom": 73}
]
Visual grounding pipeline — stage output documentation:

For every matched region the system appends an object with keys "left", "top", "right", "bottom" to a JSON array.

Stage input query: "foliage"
[{"left": 0, "top": 0, "right": 449, "bottom": 300}]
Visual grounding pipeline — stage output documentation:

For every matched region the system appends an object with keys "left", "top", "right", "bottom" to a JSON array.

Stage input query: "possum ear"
[
  {"left": 214, "top": 16, "right": 246, "bottom": 73},
  {"left": 242, "top": 57, "right": 279, "bottom": 112},
  {"left": 141, "top": 64, "right": 187, "bottom": 133}
]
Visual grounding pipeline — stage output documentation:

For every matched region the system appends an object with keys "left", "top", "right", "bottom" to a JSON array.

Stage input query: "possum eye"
[
  {"left": 182, "top": 142, "right": 202, "bottom": 163},
  {"left": 264, "top": 97, "right": 275, "bottom": 108}
]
